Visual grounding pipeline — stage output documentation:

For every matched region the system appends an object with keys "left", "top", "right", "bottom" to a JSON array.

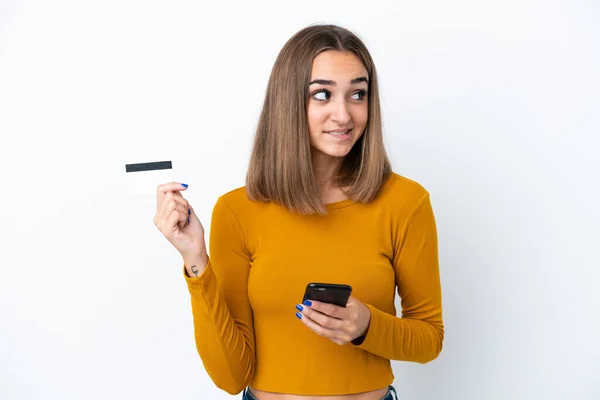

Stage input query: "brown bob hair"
[{"left": 245, "top": 24, "right": 392, "bottom": 215}]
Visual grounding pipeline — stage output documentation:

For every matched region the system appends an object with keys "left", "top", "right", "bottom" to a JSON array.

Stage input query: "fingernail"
[
  {"left": 187, "top": 217, "right": 190, "bottom": 223},
  {"left": 296, "top": 312, "right": 302, "bottom": 319},
  {"left": 181, "top": 183, "right": 188, "bottom": 188},
  {"left": 295, "top": 304, "right": 303, "bottom": 311},
  {"left": 303, "top": 300, "right": 312, "bottom": 307},
  {"left": 188, "top": 208, "right": 191, "bottom": 215}
]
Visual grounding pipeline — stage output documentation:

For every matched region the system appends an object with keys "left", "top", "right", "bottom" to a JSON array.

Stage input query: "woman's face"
[{"left": 307, "top": 50, "right": 369, "bottom": 160}]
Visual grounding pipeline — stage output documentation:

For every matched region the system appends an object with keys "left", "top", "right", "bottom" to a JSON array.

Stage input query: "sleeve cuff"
[
  {"left": 183, "top": 257, "right": 213, "bottom": 288},
  {"left": 352, "top": 303, "right": 383, "bottom": 351}
]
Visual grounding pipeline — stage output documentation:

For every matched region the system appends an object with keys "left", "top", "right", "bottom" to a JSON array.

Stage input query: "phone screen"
[{"left": 302, "top": 283, "right": 352, "bottom": 307}]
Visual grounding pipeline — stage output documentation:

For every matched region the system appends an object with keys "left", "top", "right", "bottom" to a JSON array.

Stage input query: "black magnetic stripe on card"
[{"left": 125, "top": 161, "right": 172, "bottom": 173}]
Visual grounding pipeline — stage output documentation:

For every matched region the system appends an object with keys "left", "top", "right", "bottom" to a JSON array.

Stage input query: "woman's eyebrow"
[{"left": 309, "top": 76, "right": 368, "bottom": 86}]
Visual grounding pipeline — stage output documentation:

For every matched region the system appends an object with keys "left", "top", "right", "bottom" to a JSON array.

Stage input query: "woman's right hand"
[{"left": 154, "top": 182, "right": 207, "bottom": 263}]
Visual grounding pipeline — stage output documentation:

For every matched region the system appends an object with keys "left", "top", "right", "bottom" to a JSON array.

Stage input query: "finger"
[
  {"left": 175, "top": 204, "right": 189, "bottom": 230},
  {"left": 158, "top": 197, "right": 189, "bottom": 226},
  {"left": 157, "top": 189, "right": 186, "bottom": 215},
  {"left": 156, "top": 182, "right": 188, "bottom": 209},
  {"left": 303, "top": 300, "right": 346, "bottom": 319},
  {"left": 298, "top": 304, "right": 344, "bottom": 330},
  {"left": 165, "top": 207, "right": 188, "bottom": 233},
  {"left": 296, "top": 311, "right": 349, "bottom": 345},
  {"left": 156, "top": 196, "right": 188, "bottom": 229},
  {"left": 158, "top": 192, "right": 189, "bottom": 221}
]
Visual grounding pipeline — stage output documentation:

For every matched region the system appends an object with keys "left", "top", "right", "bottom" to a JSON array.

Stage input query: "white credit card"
[{"left": 125, "top": 160, "right": 177, "bottom": 196}]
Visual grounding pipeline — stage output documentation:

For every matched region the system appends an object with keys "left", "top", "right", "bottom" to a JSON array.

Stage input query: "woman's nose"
[{"left": 330, "top": 99, "right": 352, "bottom": 125}]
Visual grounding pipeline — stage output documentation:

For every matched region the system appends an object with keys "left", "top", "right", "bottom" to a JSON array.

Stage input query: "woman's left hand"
[{"left": 295, "top": 296, "right": 371, "bottom": 346}]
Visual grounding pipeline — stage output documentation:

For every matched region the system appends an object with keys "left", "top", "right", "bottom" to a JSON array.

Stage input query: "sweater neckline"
[
  {"left": 324, "top": 198, "right": 357, "bottom": 210},
  {"left": 324, "top": 173, "right": 396, "bottom": 210}
]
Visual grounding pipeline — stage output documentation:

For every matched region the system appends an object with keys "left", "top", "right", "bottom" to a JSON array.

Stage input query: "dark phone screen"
[{"left": 302, "top": 283, "right": 352, "bottom": 307}]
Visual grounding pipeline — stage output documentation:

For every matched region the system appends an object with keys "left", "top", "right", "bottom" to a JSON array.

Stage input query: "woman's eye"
[
  {"left": 313, "top": 90, "right": 330, "bottom": 101},
  {"left": 352, "top": 90, "right": 367, "bottom": 100}
]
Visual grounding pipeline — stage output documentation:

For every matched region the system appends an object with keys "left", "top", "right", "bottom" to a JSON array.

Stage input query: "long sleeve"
[
  {"left": 354, "top": 192, "right": 444, "bottom": 363},
  {"left": 183, "top": 195, "right": 255, "bottom": 394}
]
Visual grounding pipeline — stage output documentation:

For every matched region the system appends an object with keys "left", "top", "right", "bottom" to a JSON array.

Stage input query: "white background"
[{"left": 1, "top": 0, "right": 599, "bottom": 399}]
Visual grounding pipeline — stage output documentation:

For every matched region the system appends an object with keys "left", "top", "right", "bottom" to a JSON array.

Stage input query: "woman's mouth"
[{"left": 325, "top": 128, "right": 353, "bottom": 139}]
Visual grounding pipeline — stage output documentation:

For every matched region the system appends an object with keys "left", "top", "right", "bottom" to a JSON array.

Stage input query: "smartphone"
[{"left": 302, "top": 282, "right": 353, "bottom": 307}]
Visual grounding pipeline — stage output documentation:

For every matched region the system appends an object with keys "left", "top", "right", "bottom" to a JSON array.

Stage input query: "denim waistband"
[{"left": 243, "top": 385, "right": 397, "bottom": 400}]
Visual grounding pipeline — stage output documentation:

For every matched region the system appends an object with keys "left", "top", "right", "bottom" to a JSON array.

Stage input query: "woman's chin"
[{"left": 312, "top": 144, "right": 354, "bottom": 159}]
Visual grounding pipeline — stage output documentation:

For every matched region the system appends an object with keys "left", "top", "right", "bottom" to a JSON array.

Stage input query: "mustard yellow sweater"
[{"left": 183, "top": 172, "right": 444, "bottom": 395}]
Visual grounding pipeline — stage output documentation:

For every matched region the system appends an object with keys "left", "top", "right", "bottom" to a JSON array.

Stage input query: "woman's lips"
[{"left": 325, "top": 128, "right": 353, "bottom": 139}]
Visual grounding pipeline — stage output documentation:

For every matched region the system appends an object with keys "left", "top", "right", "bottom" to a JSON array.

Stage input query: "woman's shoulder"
[
  {"left": 214, "top": 172, "right": 431, "bottom": 215},
  {"left": 219, "top": 185, "right": 247, "bottom": 202},
  {"left": 377, "top": 171, "right": 431, "bottom": 212},
  {"left": 385, "top": 171, "right": 428, "bottom": 197},
  {"left": 215, "top": 185, "right": 265, "bottom": 215}
]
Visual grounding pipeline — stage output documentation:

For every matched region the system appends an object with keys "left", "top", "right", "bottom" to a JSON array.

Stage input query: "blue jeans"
[{"left": 242, "top": 386, "right": 397, "bottom": 399}]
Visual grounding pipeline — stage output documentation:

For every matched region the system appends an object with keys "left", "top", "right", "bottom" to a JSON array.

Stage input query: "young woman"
[{"left": 154, "top": 24, "right": 444, "bottom": 400}]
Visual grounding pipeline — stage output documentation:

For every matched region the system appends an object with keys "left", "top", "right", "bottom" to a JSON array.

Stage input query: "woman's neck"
[{"left": 311, "top": 151, "right": 347, "bottom": 202}]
